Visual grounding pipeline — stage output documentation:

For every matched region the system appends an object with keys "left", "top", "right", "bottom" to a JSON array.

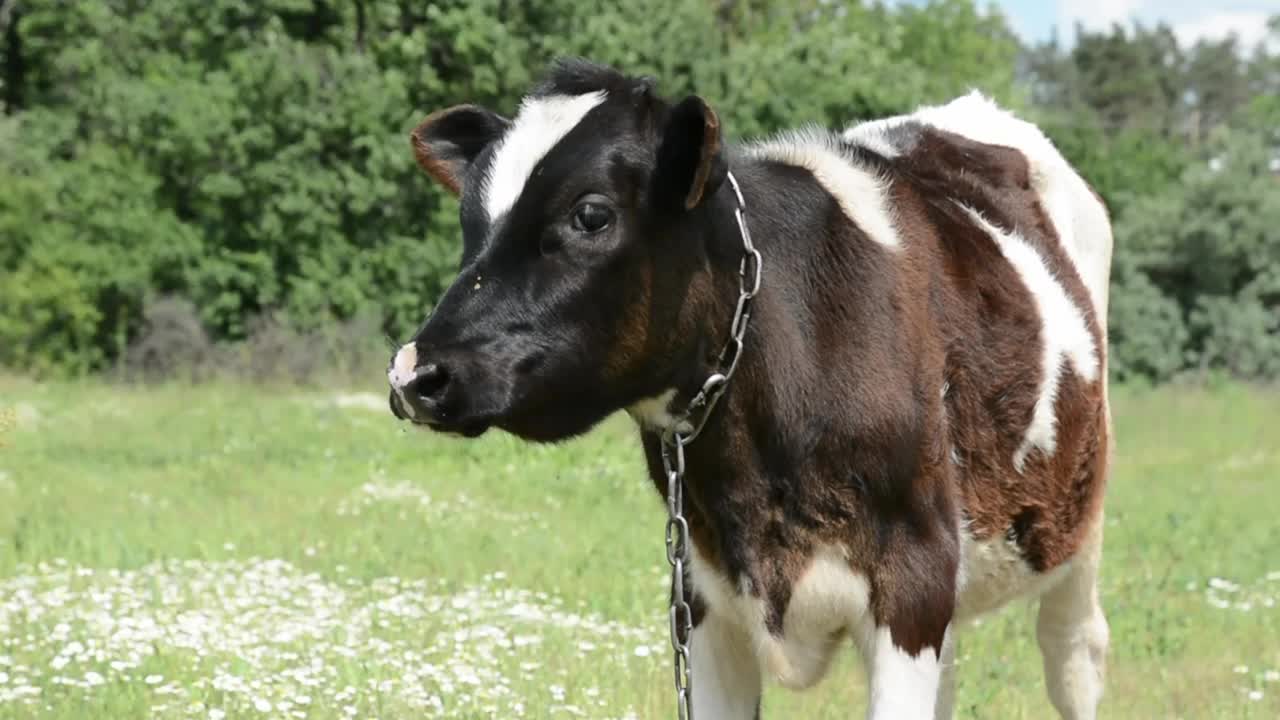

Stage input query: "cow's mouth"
[{"left": 389, "top": 390, "right": 491, "bottom": 437}]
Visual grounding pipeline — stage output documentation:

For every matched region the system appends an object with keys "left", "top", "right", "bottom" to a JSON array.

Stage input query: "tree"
[{"left": 1112, "top": 127, "right": 1280, "bottom": 380}]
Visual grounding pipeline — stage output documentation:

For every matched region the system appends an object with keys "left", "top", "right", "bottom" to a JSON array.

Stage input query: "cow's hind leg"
[
  {"left": 690, "top": 612, "right": 762, "bottom": 719},
  {"left": 1036, "top": 529, "right": 1109, "bottom": 720}
]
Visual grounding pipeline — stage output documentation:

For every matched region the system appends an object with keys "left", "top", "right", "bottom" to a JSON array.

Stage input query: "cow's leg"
[
  {"left": 863, "top": 624, "right": 945, "bottom": 720},
  {"left": 1036, "top": 529, "right": 1109, "bottom": 720},
  {"left": 933, "top": 629, "right": 957, "bottom": 720},
  {"left": 690, "top": 612, "right": 762, "bottom": 719},
  {"left": 861, "top": 510, "right": 958, "bottom": 720}
]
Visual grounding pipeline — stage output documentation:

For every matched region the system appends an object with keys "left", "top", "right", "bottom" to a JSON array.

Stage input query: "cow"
[{"left": 387, "top": 58, "right": 1114, "bottom": 720}]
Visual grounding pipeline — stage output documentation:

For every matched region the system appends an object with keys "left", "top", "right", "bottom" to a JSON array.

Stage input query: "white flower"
[
  {"left": 145, "top": 674, "right": 163, "bottom": 685},
  {"left": 1234, "top": 665, "right": 1250, "bottom": 674},
  {"left": 1209, "top": 577, "right": 1240, "bottom": 592},
  {"left": 1248, "top": 690, "right": 1263, "bottom": 701},
  {"left": 633, "top": 645, "right": 651, "bottom": 658},
  {"left": 209, "top": 710, "right": 226, "bottom": 720},
  {"left": 253, "top": 697, "right": 273, "bottom": 712}
]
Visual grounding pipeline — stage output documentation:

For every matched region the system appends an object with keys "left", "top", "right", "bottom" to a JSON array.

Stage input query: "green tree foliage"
[
  {"left": 1112, "top": 128, "right": 1280, "bottom": 380},
  {"left": 1027, "top": 19, "right": 1280, "bottom": 382},
  {"left": 0, "top": 1, "right": 1277, "bottom": 382},
  {"left": 0, "top": 0, "right": 1023, "bottom": 375}
]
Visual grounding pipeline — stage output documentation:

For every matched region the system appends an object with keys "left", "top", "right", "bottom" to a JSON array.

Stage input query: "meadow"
[{"left": 0, "top": 375, "right": 1277, "bottom": 719}]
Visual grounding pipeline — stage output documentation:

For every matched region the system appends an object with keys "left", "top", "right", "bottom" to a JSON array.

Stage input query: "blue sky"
[{"left": 980, "top": 0, "right": 1279, "bottom": 48}]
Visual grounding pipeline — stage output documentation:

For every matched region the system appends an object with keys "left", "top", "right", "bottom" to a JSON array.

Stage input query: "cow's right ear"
[
  {"left": 410, "top": 105, "right": 510, "bottom": 196},
  {"left": 653, "top": 95, "right": 726, "bottom": 211}
]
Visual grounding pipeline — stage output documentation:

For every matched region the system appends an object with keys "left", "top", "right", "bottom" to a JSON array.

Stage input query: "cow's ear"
[
  {"left": 410, "top": 105, "right": 510, "bottom": 196},
  {"left": 654, "top": 95, "right": 727, "bottom": 210}
]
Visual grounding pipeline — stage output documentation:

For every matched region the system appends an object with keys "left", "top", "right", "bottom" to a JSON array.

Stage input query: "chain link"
[{"left": 659, "top": 170, "right": 760, "bottom": 720}]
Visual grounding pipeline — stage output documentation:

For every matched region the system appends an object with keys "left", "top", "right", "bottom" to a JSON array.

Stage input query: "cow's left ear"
[
  {"left": 410, "top": 105, "right": 510, "bottom": 196},
  {"left": 654, "top": 95, "right": 727, "bottom": 210}
]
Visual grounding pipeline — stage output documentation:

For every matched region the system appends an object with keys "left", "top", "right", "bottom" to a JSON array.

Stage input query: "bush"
[
  {"left": 1109, "top": 127, "right": 1280, "bottom": 382},
  {"left": 2, "top": 1, "right": 1277, "bottom": 383},
  {"left": 1108, "top": 266, "right": 1189, "bottom": 383},
  {"left": 121, "top": 297, "right": 215, "bottom": 382},
  {"left": 118, "top": 297, "right": 388, "bottom": 386},
  {"left": 0, "top": 0, "right": 1028, "bottom": 377},
  {"left": 1188, "top": 296, "right": 1280, "bottom": 380}
]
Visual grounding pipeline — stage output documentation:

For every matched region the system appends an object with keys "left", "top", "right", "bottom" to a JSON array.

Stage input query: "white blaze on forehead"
[
  {"left": 747, "top": 128, "right": 901, "bottom": 249},
  {"left": 960, "top": 205, "right": 1098, "bottom": 472},
  {"left": 388, "top": 342, "right": 418, "bottom": 391},
  {"left": 482, "top": 91, "right": 608, "bottom": 222}
]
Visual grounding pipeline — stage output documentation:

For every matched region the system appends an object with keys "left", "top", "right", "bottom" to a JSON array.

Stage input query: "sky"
[{"left": 983, "top": 0, "right": 1279, "bottom": 49}]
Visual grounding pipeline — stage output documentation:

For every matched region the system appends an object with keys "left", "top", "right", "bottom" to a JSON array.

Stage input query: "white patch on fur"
[
  {"left": 747, "top": 129, "right": 901, "bottom": 249},
  {"left": 387, "top": 342, "right": 419, "bottom": 419},
  {"left": 690, "top": 543, "right": 872, "bottom": 691},
  {"left": 907, "top": 91, "right": 1113, "bottom": 318},
  {"left": 841, "top": 116, "right": 910, "bottom": 158},
  {"left": 624, "top": 389, "right": 692, "bottom": 434},
  {"left": 960, "top": 206, "right": 1098, "bottom": 471},
  {"left": 955, "top": 525, "right": 1073, "bottom": 621},
  {"left": 388, "top": 342, "right": 418, "bottom": 389},
  {"left": 865, "top": 626, "right": 942, "bottom": 720},
  {"left": 690, "top": 615, "right": 762, "bottom": 720},
  {"left": 482, "top": 91, "right": 607, "bottom": 222}
]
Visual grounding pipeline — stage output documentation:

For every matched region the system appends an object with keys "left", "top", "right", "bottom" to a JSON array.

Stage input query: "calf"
[{"left": 388, "top": 59, "right": 1113, "bottom": 720}]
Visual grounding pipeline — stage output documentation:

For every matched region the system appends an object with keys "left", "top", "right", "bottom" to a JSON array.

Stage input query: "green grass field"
[{"left": 0, "top": 375, "right": 1277, "bottom": 719}]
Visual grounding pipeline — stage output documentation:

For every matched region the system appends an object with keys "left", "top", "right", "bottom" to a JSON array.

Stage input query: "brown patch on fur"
[
  {"left": 411, "top": 109, "right": 465, "bottom": 195},
  {"left": 684, "top": 102, "right": 721, "bottom": 209},
  {"left": 604, "top": 261, "right": 652, "bottom": 381},
  {"left": 892, "top": 127, "right": 1109, "bottom": 571},
  {"left": 905, "top": 128, "right": 1103, "bottom": 352}
]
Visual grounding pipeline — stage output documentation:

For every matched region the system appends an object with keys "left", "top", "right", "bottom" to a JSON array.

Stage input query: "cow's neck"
[{"left": 646, "top": 159, "right": 824, "bottom": 558}]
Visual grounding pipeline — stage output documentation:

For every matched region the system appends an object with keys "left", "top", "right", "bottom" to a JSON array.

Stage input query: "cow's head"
[{"left": 388, "top": 59, "right": 732, "bottom": 441}]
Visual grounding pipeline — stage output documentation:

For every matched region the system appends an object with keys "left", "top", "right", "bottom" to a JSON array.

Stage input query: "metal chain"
[
  {"left": 659, "top": 170, "right": 761, "bottom": 720},
  {"left": 661, "top": 433, "right": 693, "bottom": 720}
]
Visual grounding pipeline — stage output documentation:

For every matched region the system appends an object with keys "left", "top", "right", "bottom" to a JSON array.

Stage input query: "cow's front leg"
[
  {"left": 690, "top": 610, "right": 762, "bottom": 719},
  {"left": 862, "top": 526, "right": 958, "bottom": 720},
  {"left": 863, "top": 624, "right": 947, "bottom": 720}
]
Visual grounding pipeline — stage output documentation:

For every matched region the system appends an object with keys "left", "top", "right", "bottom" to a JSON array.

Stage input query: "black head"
[{"left": 387, "top": 58, "right": 731, "bottom": 441}]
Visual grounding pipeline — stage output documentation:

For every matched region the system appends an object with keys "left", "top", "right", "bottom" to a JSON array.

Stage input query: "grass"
[{"left": 0, "top": 375, "right": 1277, "bottom": 718}]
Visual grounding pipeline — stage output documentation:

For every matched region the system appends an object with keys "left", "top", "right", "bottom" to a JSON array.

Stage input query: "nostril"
[{"left": 408, "top": 362, "right": 449, "bottom": 402}]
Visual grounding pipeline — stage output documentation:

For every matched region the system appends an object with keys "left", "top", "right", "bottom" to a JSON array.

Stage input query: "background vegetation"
[
  {"left": 0, "top": 0, "right": 1277, "bottom": 382},
  {"left": 2, "top": 4, "right": 1278, "bottom": 718}
]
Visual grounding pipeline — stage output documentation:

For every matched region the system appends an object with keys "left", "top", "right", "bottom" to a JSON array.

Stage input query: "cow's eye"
[{"left": 571, "top": 201, "right": 612, "bottom": 233}]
